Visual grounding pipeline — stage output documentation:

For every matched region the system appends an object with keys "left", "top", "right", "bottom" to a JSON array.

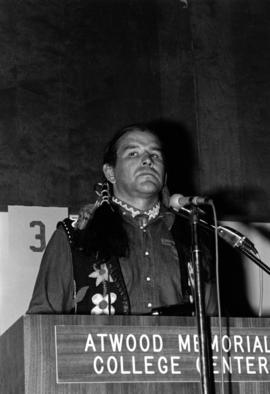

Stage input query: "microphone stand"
[
  {"left": 171, "top": 203, "right": 270, "bottom": 393},
  {"left": 177, "top": 206, "right": 270, "bottom": 276},
  {"left": 190, "top": 206, "right": 213, "bottom": 394}
]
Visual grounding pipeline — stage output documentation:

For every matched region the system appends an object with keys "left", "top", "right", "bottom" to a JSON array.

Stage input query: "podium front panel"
[{"left": 1, "top": 314, "right": 270, "bottom": 393}]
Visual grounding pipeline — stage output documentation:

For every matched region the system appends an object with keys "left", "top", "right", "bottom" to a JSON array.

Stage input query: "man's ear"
[{"left": 103, "top": 163, "right": 116, "bottom": 184}]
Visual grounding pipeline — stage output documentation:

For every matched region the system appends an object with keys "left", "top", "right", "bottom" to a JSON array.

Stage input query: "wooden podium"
[{"left": 1, "top": 314, "right": 270, "bottom": 393}]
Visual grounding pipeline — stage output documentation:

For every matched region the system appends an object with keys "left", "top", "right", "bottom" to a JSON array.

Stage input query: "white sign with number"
[{"left": 0, "top": 206, "right": 68, "bottom": 334}]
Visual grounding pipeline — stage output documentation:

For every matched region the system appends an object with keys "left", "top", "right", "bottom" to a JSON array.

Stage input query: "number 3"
[{"left": 30, "top": 221, "right": 46, "bottom": 252}]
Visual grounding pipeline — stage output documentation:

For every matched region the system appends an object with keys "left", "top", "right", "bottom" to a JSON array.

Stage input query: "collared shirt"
[{"left": 116, "top": 204, "right": 184, "bottom": 314}]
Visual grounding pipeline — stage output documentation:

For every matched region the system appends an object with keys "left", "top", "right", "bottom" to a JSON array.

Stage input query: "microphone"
[
  {"left": 169, "top": 194, "right": 258, "bottom": 255},
  {"left": 169, "top": 194, "right": 212, "bottom": 209},
  {"left": 217, "top": 225, "right": 257, "bottom": 253}
]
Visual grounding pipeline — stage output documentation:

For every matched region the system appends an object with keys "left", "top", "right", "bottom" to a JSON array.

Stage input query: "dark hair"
[
  {"left": 79, "top": 202, "right": 128, "bottom": 259},
  {"left": 103, "top": 123, "right": 165, "bottom": 167}
]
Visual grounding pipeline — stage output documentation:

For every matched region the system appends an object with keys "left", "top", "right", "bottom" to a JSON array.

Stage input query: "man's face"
[{"left": 104, "top": 130, "right": 165, "bottom": 203}]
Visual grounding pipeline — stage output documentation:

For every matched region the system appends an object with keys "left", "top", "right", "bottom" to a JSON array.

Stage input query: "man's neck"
[
  {"left": 113, "top": 194, "right": 159, "bottom": 211},
  {"left": 112, "top": 197, "right": 160, "bottom": 220}
]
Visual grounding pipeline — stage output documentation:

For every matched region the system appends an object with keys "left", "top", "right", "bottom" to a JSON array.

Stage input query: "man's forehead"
[{"left": 117, "top": 130, "right": 162, "bottom": 150}]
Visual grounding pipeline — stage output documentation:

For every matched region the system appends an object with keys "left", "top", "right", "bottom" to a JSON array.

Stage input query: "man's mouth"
[
  {"left": 137, "top": 171, "right": 159, "bottom": 180},
  {"left": 138, "top": 171, "right": 155, "bottom": 176}
]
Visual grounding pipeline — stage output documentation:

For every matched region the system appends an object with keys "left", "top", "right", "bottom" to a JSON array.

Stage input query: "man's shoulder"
[{"left": 57, "top": 218, "right": 78, "bottom": 246}]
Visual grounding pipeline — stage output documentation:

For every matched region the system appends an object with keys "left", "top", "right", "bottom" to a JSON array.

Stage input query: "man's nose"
[{"left": 142, "top": 153, "right": 153, "bottom": 166}]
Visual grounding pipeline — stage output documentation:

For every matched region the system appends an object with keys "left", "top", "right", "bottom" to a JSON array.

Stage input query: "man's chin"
[{"left": 138, "top": 181, "right": 162, "bottom": 195}]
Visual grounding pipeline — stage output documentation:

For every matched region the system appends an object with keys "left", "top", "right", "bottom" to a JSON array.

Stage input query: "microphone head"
[
  {"left": 169, "top": 194, "right": 185, "bottom": 210},
  {"left": 169, "top": 194, "right": 212, "bottom": 209}
]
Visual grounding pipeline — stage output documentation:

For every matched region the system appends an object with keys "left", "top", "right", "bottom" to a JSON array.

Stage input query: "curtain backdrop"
[{"left": 0, "top": 0, "right": 269, "bottom": 220}]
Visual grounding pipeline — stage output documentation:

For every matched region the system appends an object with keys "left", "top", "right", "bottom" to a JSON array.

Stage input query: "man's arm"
[{"left": 27, "top": 227, "right": 74, "bottom": 314}]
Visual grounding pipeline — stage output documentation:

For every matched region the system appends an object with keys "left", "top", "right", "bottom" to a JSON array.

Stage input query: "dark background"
[
  {"left": 1, "top": 0, "right": 269, "bottom": 316},
  {"left": 1, "top": 0, "right": 269, "bottom": 221}
]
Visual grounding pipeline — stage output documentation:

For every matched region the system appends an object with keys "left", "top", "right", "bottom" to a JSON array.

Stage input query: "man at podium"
[{"left": 28, "top": 124, "right": 217, "bottom": 316}]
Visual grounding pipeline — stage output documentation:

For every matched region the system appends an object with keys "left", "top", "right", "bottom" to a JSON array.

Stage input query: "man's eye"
[
  {"left": 128, "top": 151, "right": 138, "bottom": 157},
  {"left": 152, "top": 153, "right": 163, "bottom": 160}
]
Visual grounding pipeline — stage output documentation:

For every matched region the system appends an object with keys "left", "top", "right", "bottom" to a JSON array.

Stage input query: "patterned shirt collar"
[{"left": 112, "top": 197, "right": 160, "bottom": 220}]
